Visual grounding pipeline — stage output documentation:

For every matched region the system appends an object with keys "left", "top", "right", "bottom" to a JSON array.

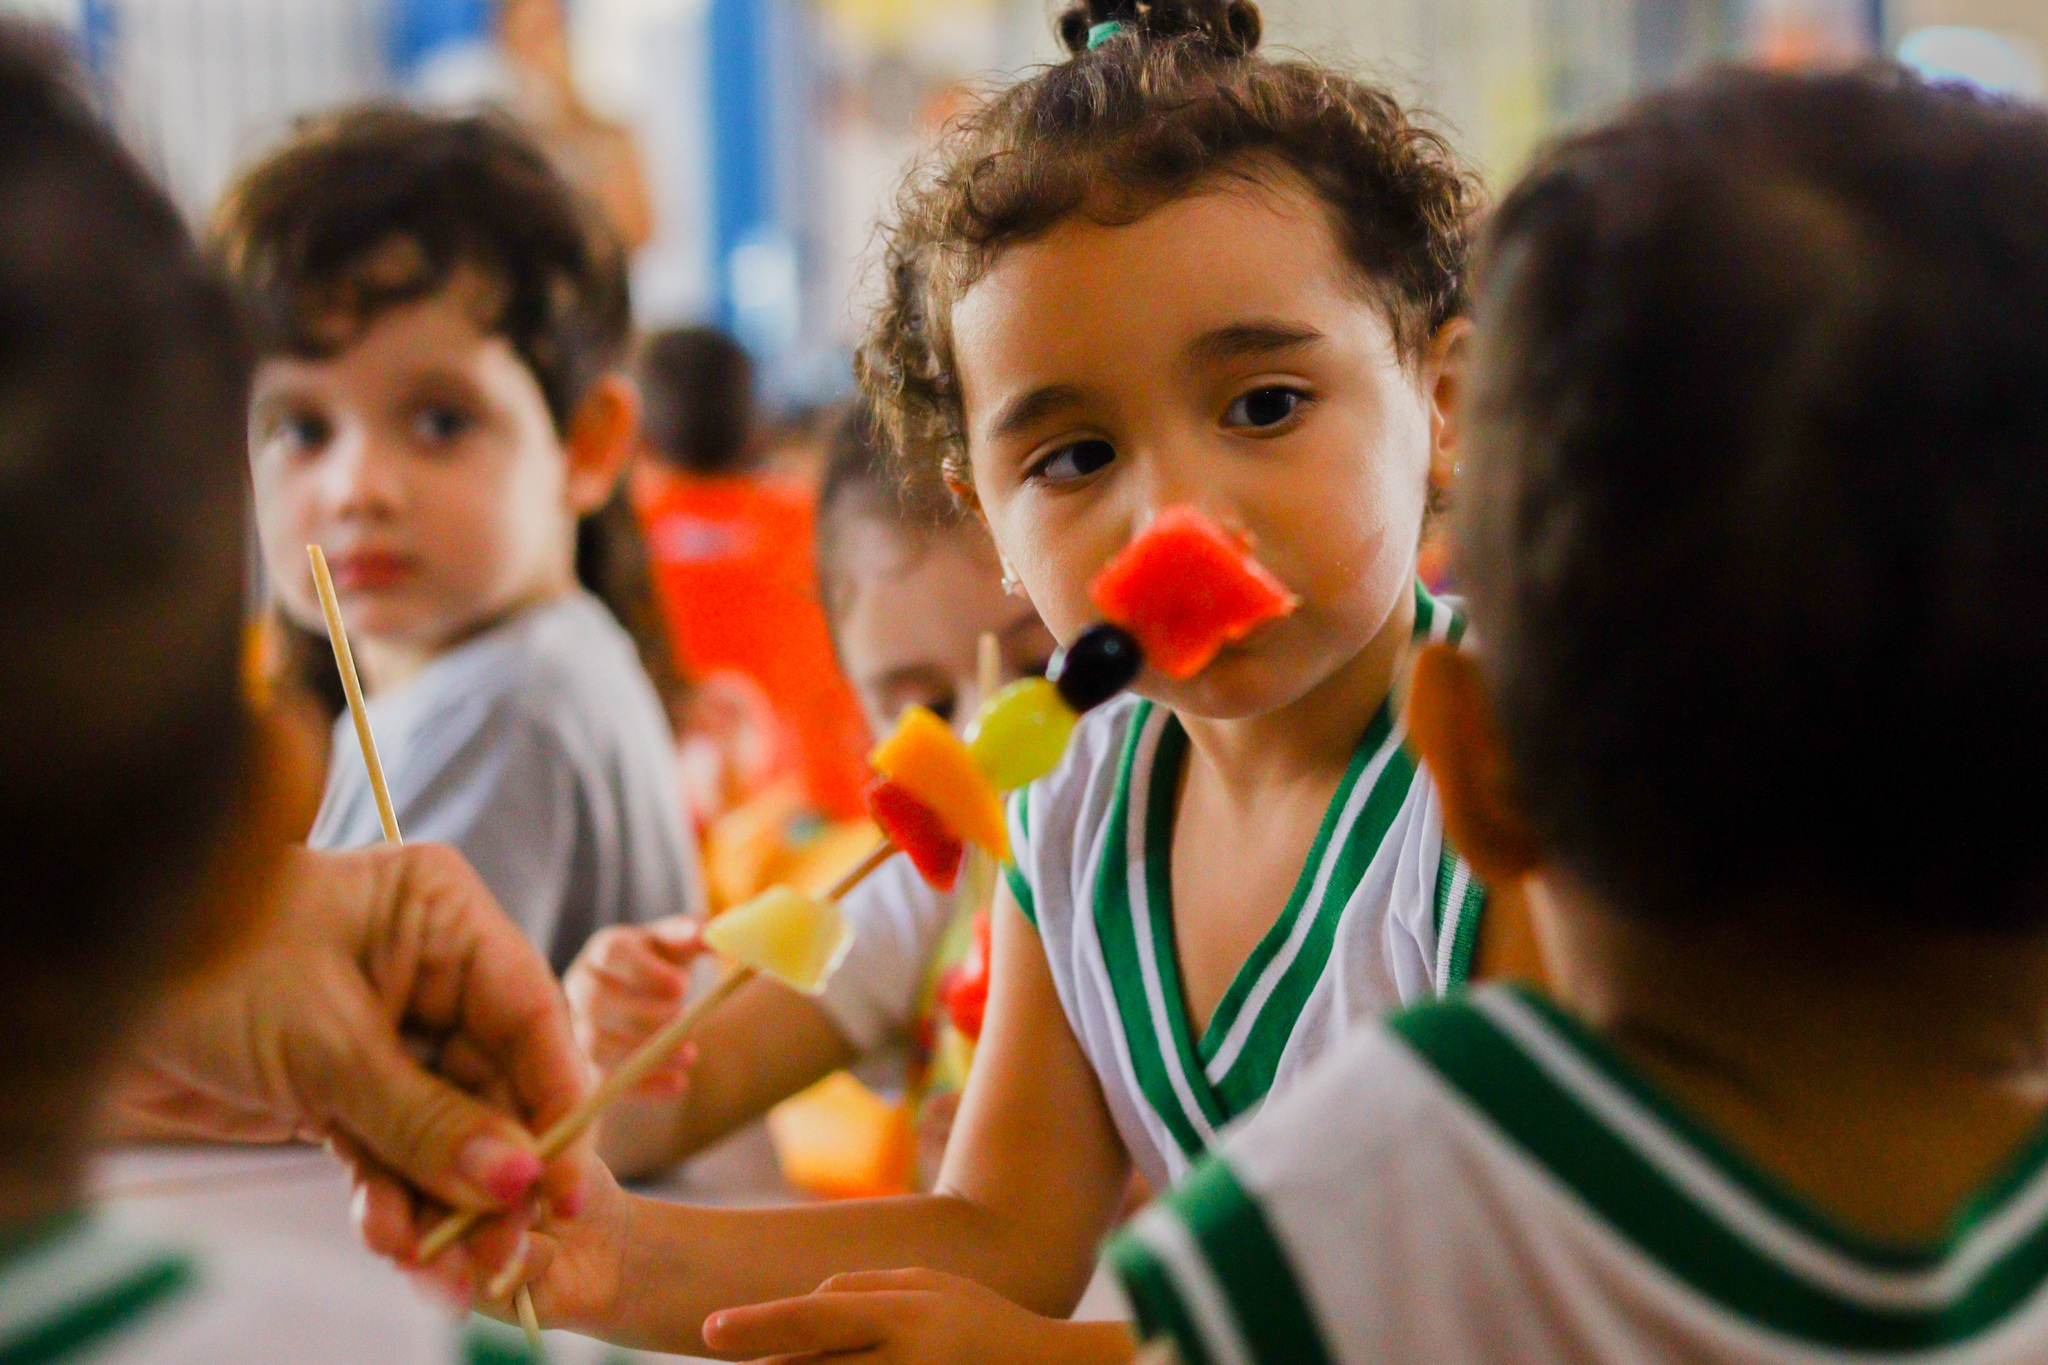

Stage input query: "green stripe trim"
[
  {"left": 1004, "top": 788, "right": 1037, "bottom": 927},
  {"left": 1107, "top": 1158, "right": 1336, "bottom": 1365},
  {"left": 463, "top": 1317, "right": 542, "bottom": 1364},
  {"left": 0, "top": 1255, "right": 193, "bottom": 1365},
  {"left": 1431, "top": 850, "right": 1487, "bottom": 990},
  {"left": 1392, "top": 992, "right": 2048, "bottom": 1350},
  {"left": 1094, "top": 704, "right": 1225, "bottom": 1157},
  {"left": 1209, "top": 711, "right": 1415, "bottom": 1113}
]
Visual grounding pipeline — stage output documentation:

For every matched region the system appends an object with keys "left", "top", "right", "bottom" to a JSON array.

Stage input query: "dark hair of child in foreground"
[{"left": 1109, "top": 64, "right": 2048, "bottom": 1365}]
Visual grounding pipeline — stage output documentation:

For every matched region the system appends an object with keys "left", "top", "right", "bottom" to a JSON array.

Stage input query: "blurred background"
[{"left": 1, "top": 0, "right": 2039, "bottom": 410}]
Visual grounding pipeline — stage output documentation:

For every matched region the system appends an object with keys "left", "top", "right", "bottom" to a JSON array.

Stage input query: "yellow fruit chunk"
[
  {"left": 704, "top": 885, "right": 852, "bottom": 993},
  {"left": 767, "top": 1071, "right": 916, "bottom": 1200},
  {"left": 871, "top": 706, "right": 1011, "bottom": 861},
  {"left": 967, "top": 678, "right": 1076, "bottom": 793}
]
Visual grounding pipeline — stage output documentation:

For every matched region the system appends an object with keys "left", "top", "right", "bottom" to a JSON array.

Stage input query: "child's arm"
[
  {"left": 700, "top": 1269, "right": 1138, "bottom": 1364},
  {"left": 494, "top": 888, "right": 1134, "bottom": 1354},
  {"left": 566, "top": 920, "right": 858, "bottom": 1177}
]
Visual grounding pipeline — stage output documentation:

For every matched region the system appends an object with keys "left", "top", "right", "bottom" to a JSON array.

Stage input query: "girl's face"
[
  {"left": 250, "top": 271, "right": 598, "bottom": 662},
  {"left": 951, "top": 171, "right": 1460, "bottom": 720},
  {"left": 829, "top": 514, "right": 1058, "bottom": 737}
]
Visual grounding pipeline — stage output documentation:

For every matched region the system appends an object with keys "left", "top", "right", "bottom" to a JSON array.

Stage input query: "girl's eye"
[
  {"left": 1032, "top": 438, "right": 1116, "bottom": 485},
  {"left": 1223, "top": 387, "right": 1306, "bottom": 431},
  {"left": 412, "top": 405, "right": 471, "bottom": 446}
]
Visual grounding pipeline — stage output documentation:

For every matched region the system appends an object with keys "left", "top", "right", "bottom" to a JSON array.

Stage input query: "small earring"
[{"left": 1000, "top": 562, "right": 1025, "bottom": 597}]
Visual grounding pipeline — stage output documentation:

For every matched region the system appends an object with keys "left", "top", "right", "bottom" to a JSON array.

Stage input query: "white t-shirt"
[
  {"left": 0, "top": 1210, "right": 513, "bottom": 1364},
  {"left": 1110, "top": 984, "right": 2048, "bottom": 1365},
  {"left": 814, "top": 852, "right": 956, "bottom": 1053},
  {"left": 1004, "top": 584, "right": 1486, "bottom": 1192},
  {"left": 310, "top": 591, "right": 705, "bottom": 973}
]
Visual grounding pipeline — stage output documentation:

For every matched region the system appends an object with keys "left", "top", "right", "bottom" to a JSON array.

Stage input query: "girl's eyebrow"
[
  {"left": 1186, "top": 319, "right": 1325, "bottom": 366},
  {"left": 988, "top": 383, "right": 1088, "bottom": 441}
]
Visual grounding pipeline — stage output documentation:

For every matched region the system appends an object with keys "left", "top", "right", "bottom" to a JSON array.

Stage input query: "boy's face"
[
  {"left": 250, "top": 271, "right": 580, "bottom": 660},
  {"left": 828, "top": 517, "right": 1059, "bottom": 737},
  {"left": 951, "top": 171, "right": 1456, "bottom": 721}
]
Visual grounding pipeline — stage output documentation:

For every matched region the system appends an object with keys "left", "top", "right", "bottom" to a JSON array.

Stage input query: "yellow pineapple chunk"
[{"left": 703, "top": 884, "right": 852, "bottom": 993}]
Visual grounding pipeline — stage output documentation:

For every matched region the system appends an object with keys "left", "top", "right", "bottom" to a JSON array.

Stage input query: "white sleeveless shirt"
[{"left": 1003, "top": 584, "right": 1486, "bottom": 1191}]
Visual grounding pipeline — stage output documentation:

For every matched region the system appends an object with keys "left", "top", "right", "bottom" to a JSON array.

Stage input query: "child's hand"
[
  {"left": 701, "top": 1269, "right": 1137, "bottom": 1364},
  {"left": 564, "top": 915, "right": 707, "bottom": 1096}
]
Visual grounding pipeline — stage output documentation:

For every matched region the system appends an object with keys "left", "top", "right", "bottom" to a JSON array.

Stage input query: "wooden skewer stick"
[
  {"left": 308, "top": 546, "right": 400, "bottom": 847},
  {"left": 308, "top": 544, "right": 546, "bottom": 1356}
]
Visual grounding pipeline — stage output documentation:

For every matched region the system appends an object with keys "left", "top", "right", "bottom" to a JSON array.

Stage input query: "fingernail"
[
  {"left": 486, "top": 1234, "right": 531, "bottom": 1300},
  {"left": 459, "top": 1133, "right": 543, "bottom": 1206}
]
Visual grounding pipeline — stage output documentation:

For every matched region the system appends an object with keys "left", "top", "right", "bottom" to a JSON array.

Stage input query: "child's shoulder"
[
  {"left": 1003, "top": 692, "right": 1152, "bottom": 917},
  {"left": 0, "top": 1212, "right": 492, "bottom": 1365}
]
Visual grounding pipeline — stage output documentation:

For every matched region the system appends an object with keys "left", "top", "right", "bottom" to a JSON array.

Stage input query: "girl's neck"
[
  {"left": 1176, "top": 583, "right": 1418, "bottom": 800},
  {"left": 1538, "top": 878, "right": 2048, "bottom": 1243},
  {"left": 360, "top": 573, "right": 576, "bottom": 695}
]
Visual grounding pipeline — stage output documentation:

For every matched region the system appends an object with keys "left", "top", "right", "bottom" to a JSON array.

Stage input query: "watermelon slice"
[
  {"left": 940, "top": 909, "right": 992, "bottom": 1041},
  {"left": 864, "top": 775, "right": 966, "bottom": 892},
  {"left": 1088, "top": 507, "right": 1299, "bottom": 679}
]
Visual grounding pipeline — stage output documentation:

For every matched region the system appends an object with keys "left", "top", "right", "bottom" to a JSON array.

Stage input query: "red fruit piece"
[
  {"left": 941, "top": 910, "right": 992, "bottom": 1040},
  {"left": 1088, "top": 506, "right": 1299, "bottom": 679},
  {"left": 864, "top": 775, "right": 965, "bottom": 892}
]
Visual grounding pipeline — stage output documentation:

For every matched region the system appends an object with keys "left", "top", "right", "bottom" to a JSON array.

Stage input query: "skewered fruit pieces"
[
  {"left": 967, "top": 678, "right": 1077, "bottom": 793},
  {"left": 864, "top": 776, "right": 966, "bottom": 892},
  {"left": 1049, "top": 622, "right": 1144, "bottom": 715},
  {"left": 871, "top": 706, "right": 1010, "bottom": 862},
  {"left": 1088, "top": 506, "right": 1299, "bottom": 679},
  {"left": 703, "top": 885, "right": 852, "bottom": 994},
  {"left": 939, "top": 908, "right": 993, "bottom": 1041}
]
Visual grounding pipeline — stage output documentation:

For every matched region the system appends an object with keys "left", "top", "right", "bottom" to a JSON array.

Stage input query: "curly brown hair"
[{"left": 856, "top": 0, "right": 1481, "bottom": 488}]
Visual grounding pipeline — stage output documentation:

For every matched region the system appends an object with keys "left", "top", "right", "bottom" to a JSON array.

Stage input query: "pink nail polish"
[{"left": 459, "top": 1133, "right": 543, "bottom": 1206}]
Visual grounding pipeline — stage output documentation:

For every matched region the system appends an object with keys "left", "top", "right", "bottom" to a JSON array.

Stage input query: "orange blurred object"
[
  {"left": 870, "top": 707, "right": 1010, "bottom": 861},
  {"left": 701, "top": 777, "right": 880, "bottom": 914},
  {"left": 767, "top": 1071, "right": 917, "bottom": 1199},
  {"left": 635, "top": 467, "right": 871, "bottom": 820}
]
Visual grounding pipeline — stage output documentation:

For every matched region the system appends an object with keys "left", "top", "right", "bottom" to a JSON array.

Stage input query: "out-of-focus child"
[
  {"left": 224, "top": 106, "right": 704, "bottom": 972},
  {"left": 0, "top": 28, "right": 535, "bottom": 1361},
  {"left": 632, "top": 327, "right": 873, "bottom": 829},
  {"left": 1109, "top": 66, "right": 2048, "bottom": 1365},
  {"left": 568, "top": 405, "right": 1057, "bottom": 1183}
]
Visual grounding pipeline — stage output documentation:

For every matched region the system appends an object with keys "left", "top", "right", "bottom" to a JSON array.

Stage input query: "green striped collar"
[
  {"left": 1093, "top": 583, "right": 1462, "bottom": 1159},
  {"left": 1395, "top": 986, "right": 2048, "bottom": 1351},
  {"left": 0, "top": 1213, "right": 195, "bottom": 1364}
]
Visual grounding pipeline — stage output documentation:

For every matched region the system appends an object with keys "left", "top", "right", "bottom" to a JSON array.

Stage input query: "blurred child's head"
[
  {"left": 639, "top": 326, "right": 758, "bottom": 477},
  {"left": 1441, "top": 68, "right": 2048, "bottom": 933},
  {"left": 220, "top": 106, "right": 649, "bottom": 676},
  {"left": 0, "top": 26, "right": 280, "bottom": 1158},
  {"left": 818, "top": 406, "right": 1057, "bottom": 736},
  {"left": 858, "top": 0, "right": 1479, "bottom": 721}
]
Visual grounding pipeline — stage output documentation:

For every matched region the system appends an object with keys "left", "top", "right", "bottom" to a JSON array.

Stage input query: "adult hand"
[{"left": 116, "top": 843, "right": 589, "bottom": 1287}]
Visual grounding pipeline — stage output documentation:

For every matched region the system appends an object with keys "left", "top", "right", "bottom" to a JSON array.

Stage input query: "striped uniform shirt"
[
  {"left": 0, "top": 1211, "right": 536, "bottom": 1364},
  {"left": 1110, "top": 984, "right": 2048, "bottom": 1364},
  {"left": 1003, "top": 584, "right": 1486, "bottom": 1192}
]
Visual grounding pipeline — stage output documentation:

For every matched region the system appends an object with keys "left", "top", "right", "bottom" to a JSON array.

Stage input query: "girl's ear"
[
  {"left": 1408, "top": 644, "right": 1542, "bottom": 888},
  {"left": 563, "top": 374, "right": 642, "bottom": 516},
  {"left": 1423, "top": 317, "right": 1472, "bottom": 510}
]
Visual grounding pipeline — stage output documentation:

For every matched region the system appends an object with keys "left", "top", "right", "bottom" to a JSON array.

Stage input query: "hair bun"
[{"left": 1055, "top": 0, "right": 1262, "bottom": 59}]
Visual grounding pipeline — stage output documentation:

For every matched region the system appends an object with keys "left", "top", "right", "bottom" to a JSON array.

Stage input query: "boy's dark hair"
[
  {"left": 216, "top": 103, "right": 628, "bottom": 431},
  {"left": 1461, "top": 66, "right": 2048, "bottom": 929},
  {"left": 858, "top": 0, "right": 1478, "bottom": 486},
  {"left": 639, "top": 326, "right": 758, "bottom": 476},
  {"left": 218, "top": 105, "right": 683, "bottom": 725},
  {"left": 815, "top": 401, "right": 972, "bottom": 626},
  {"left": 0, "top": 24, "right": 253, "bottom": 1116}
]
